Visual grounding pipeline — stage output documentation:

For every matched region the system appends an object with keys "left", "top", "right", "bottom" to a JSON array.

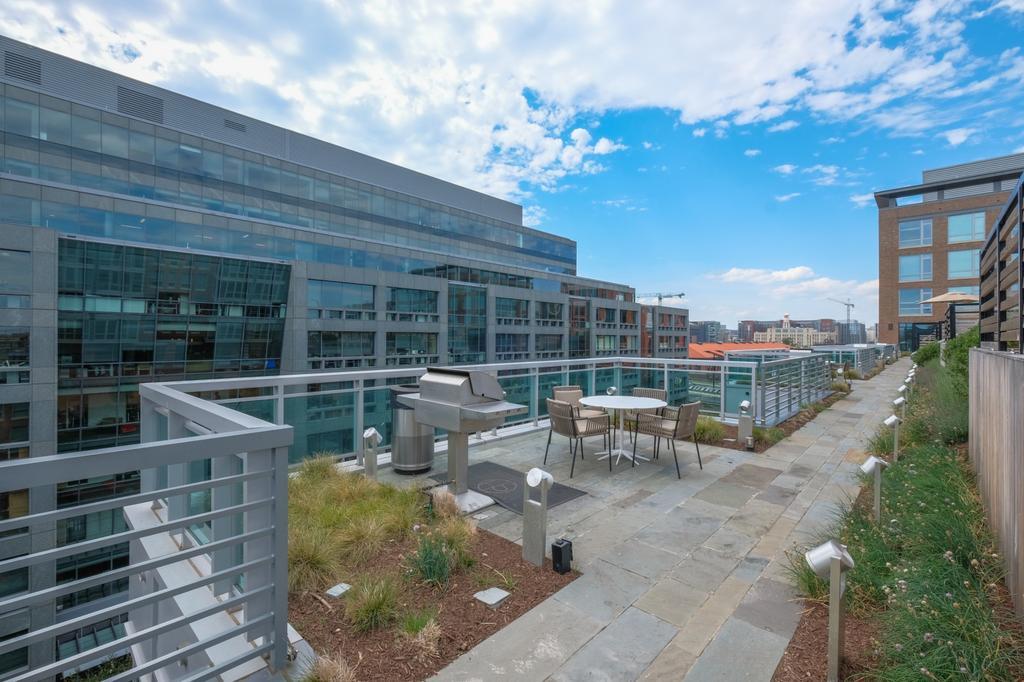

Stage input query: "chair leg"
[
  {"left": 670, "top": 439, "right": 681, "bottom": 479},
  {"left": 694, "top": 437, "right": 703, "bottom": 470},
  {"left": 544, "top": 430, "right": 552, "bottom": 464}
]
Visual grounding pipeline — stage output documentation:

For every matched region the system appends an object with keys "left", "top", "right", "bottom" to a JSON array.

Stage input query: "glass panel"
[
  {"left": 947, "top": 212, "right": 985, "bottom": 243},
  {"left": 898, "top": 254, "right": 931, "bottom": 282},
  {"left": 947, "top": 249, "right": 980, "bottom": 279},
  {"left": 898, "top": 218, "right": 932, "bottom": 247}
]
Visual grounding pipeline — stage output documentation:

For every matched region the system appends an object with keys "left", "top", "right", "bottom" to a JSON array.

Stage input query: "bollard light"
[
  {"left": 605, "top": 385, "right": 618, "bottom": 396},
  {"left": 884, "top": 414, "right": 901, "bottom": 460},
  {"left": 805, "top": 540, "right": 855, "bottom": 682},
  {"left": 738, "top": 400, "right": 754, "bottom": 450},
  {"left": 860, "top": 455, "right": 889, "bottom": 522},
  {"left": 522, "top": 467, "right": 553, "bottom": 566},
  {"left": 893, "top": 396, "right": 906, "bottom": 421},
  {"left": 362, "top": 427, "right": 382, "bottom": 479}
]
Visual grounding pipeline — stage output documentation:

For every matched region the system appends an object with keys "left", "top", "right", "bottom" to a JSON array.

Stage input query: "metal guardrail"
[
  {"left": 0, "top": 384, "right": 293, "bottom": 681},
  {"left": 0, "top": 352, "right": 834, "bottom": 679}
]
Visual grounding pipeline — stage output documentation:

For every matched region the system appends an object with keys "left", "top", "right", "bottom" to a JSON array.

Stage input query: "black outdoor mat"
[{"left": 432, "top": 461, "right": 587, "bottom": 514}]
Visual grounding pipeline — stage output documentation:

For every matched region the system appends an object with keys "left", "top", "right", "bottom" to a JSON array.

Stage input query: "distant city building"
[
  {"left": 875, "top": 152, "right": 1023, "bottom": 351},
  {"left": 689, "top": 320, "right": 724, "bottom": 343},
  {"left": 641, "top": 306, "right": 690, "bottom": 358},
  {"left": 836, "top": 320, "right": 867, "bottom": 344},
  {"left": 868, "top": 323, "right": 879, "bottom": 343},
  {"left": 753, "top": 315, "right": 835, "bottom": 347},
  {"left": 739, "top": 317, "right": 836, "bottom": 342}
]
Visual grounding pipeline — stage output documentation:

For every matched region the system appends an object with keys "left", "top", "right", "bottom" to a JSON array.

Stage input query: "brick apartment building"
[{"left": 875, "top": 153, "right": 1024, "bottom": 350}]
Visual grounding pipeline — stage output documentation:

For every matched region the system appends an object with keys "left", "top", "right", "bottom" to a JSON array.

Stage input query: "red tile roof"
[{"left": 688, "top": 342, "right": 789, "bottom": 359}]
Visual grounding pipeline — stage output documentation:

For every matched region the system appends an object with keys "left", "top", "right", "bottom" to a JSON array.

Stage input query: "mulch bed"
[
  {"left": 771, "top": 600, "right": 880, "bottom": 681},
  {"left": 712, "top": 390, "right": 848, "bottom": 454},
  {"left": 289, "top": 528, "right": 577, "bottom": 681}
]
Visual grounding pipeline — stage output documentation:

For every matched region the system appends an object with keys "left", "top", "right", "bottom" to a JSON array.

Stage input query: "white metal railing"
[
  {"left": 0, "top": 351, "right": 834, "bottom": 680},
  {"left": 0, "top": 385, "right": 293, "bottom": 681}
]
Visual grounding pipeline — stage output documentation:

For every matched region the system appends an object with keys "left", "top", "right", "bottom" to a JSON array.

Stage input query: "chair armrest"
[{"left": 635, "top": 412, "right": 664, "bottom": 424}]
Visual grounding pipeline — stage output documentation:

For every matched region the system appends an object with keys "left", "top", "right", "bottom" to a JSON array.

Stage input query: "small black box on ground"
[{"left": 551, "top": 538, "right": 573, "bottom": 574}]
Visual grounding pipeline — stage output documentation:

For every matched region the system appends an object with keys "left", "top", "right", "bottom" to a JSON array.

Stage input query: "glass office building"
[{"left": 0, "top": 35, "right": 688, "bottom": 675}]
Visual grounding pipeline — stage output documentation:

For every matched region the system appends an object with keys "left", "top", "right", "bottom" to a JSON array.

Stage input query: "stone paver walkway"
[{"left": 382, "top": 359, "right": 908, "bottom": 681}]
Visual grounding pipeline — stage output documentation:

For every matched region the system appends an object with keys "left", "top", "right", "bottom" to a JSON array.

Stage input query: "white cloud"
[
  {"left": 912, "top": 149, "right": 925, "bottom": 155},
  {"left": 716, "top": 266, "right": 815, "bottom": 284},
  {"left": 641, "top": 140, "right": 660, "bottom": 150},
  {"left": 772, "top": 163, "right": 798, "bottom": 175},
  {"left": 802, "top": 163, "right": 840, "bottom": 185},
  {"left": 594, "top": 197, "right": 647, "bottom": 212},
  {"left": 744, "top": 148, "right": 762, "bottom": 157},
  {"left": 941, "top": 127, "right": 975, "bottom": 146},
  {"left": 0, "top": 1, "right": 1014, "bottom": 202},
  {"left": 822, "top": 136, "right": 844, "bottom": 144},
  {"left": 775, "top": 192, "right": 801, "bottom": 202},
  {"left": 849, "top": 192, "right": 875, "bottom": 208},
  {"left": 522, "top": 205, "right": 546, "bottom": 226}
]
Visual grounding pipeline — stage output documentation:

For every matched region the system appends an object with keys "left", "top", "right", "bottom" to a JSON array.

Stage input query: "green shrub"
[
  {"left": 845, "top": 367, "right": 862, "bottom": 380},
  {"left": 694, "top": 416, "right": 725, "bottom": 444},
  {"left": 912, "top": 340, "right": 940, "bottom": 364},
  {"left": 436, "top": 516, "right": 477, "bottom": 568},
  {"left": 288, "top": 525, "right": 343, "bottom": 591},
  {"left": 345, "top": 577, "right": 398, "bottom": 632},
  {"left": 943, "top": 326, "right": 979, "bottom": 398},
  {"left": 413, "top": 534, "right": 454, "bottom": 587},
  {"left": 830, "top": 380, "right": 851, "bottom": 394},
  {"left": 401, "top": 607, "right": 438, "bottom": 636},
  {"left": 753, "top": 426, "right": 785, "bottom": 448},
  {"left": 867, "top": 424, "right": 894, "bottom": 457}
]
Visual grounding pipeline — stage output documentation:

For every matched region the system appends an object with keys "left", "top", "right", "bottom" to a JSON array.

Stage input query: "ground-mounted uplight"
[
  {"left": 884, "top": 414, "right": 901, "bottom": 460},
  {"left": 362, "top": 427, "right": 382, "bottom": 479},
  {"left": 738, "top": 399, "right": 753, "bottom": 450},
  {"left": 805, "top": 539, "right": 856, "bottom": 682},
  {"left": 893, "top": 395, "right": 906, "bottom": 421},
  {"left": 860, "top": 455, "right": 889, "bottom": 522},
  {"left": 522, "top": 467, "right": 553, "bottom": 567}
]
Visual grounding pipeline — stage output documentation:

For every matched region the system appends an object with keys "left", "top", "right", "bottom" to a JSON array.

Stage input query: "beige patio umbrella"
[{"left": 921, "top": 291, "right": 979, "bottom": 304}]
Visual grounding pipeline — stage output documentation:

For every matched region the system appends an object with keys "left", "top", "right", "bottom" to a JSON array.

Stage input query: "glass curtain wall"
[{"left": 448, "top": 284, "right": 486, "bottom": 364}]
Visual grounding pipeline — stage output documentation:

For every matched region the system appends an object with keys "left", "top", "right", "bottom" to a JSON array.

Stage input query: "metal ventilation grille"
[
  {"left": 4, "top": 51, "right": 41, "bottom": 85},
  {"left": 116, "top": 86, "right": 164, "bottom": 123},
  {"left": 224, "top": 118, "right": 247, "bottom": 132}
]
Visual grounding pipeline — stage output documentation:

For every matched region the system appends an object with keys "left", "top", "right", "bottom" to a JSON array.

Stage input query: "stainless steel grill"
[{"left": 397, "top": 367, "right": 526, "bottom": 511}]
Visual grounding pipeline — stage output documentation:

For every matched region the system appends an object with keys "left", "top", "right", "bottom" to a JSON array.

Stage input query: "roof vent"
[
  {"left": 4, "top": 51, "right": 41, "bottom": 85},
  {"left": 224, "top": 118, "right": 247, "bottom": 132},
  {"left": 117, "top": 86, "right": 164, "bottom": 124}
]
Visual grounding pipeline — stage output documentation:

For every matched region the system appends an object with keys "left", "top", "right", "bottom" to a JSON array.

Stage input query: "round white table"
[{"left": 579, "top": 395, "right": 667, "bottom": 465}]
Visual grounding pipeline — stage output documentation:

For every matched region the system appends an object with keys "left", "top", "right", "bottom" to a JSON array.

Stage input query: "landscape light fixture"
[
  {"left": 605, "top": 386, "right": 618, "bottom": 396},
  {"left": 362, "top": 427, "right": 382, "bottom": 479},
  {"left": 804, "top": 539, "right": 855, "bottom": 682},
  {"left": 893, "top": 396, "right": 906, "bottom": 421},
  {"left": 884, "top": 414, "right": 901, "bottom": 460},
  {"left": 522, "top": 467, "right": 553, "bottom": 566},
  {"left": 738, "top": 400, "right": 754, "bottom": 450},
  {"left": 859, "top": 455, "right": 889, "bottom": 522}
]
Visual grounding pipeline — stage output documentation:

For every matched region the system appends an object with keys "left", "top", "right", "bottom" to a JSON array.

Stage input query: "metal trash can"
[{"left": 390, "top": 384, "right": 434, "bottom": 474}]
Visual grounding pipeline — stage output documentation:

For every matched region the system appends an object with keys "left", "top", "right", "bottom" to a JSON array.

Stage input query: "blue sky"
[{"left": 4, "top": 0, "right": 1024, "bottom": 326}]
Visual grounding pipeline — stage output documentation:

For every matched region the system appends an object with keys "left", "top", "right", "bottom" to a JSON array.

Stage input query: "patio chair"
[
  {"left": 552, "top": 385, "right": 605, "bottom": 419},
  {"left": 624, "top": 387, "right": 667, "bottom": 443},
  {"left": 633, "top": 401, "right": 703, "bottom": 479},
  {"left": 545, "top": 398, "right": 612, "bottom": 477}
]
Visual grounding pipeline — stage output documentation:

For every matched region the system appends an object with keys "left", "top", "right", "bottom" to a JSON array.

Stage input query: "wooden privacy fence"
[{"left": 968, "top": 348, "right": 1024, "bottom": 618}]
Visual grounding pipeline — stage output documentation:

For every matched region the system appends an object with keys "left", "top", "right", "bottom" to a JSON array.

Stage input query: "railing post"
[
  {"left": 532, "top": 368, "right": 540, "bottom": 426},
  {"left": 243, "top": 447, "right": 274, "bottom": 648},
  {"left": 274, "top": 383, "right": 285, "bottom": 426},
  {"left": 211, "top": 453, "right": 240, "bottom": 596},
  {"left": 719, "top": 365, "right": 726, "bottom": 418},
  {"left": 272, "top": 445, "right": 290, "bottom": 670},
  {"left": 355, "top": 379, "right": 365, "bottom": 466},
  {"left": 166, "top": 412, "right": 189, "bottom": 546}
]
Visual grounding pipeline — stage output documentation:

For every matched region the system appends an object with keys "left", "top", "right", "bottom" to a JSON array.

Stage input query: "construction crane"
[
  {"left": 638, "top": 292, "right": 686, "bottom": 357},
  {"left": 828, "top": 297, "right": 855, "bottom": 341}
]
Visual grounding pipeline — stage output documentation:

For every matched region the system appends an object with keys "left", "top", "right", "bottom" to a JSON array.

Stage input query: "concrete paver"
[{"left": 412, "top": 358, "right": 911, "bottom": 681}]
